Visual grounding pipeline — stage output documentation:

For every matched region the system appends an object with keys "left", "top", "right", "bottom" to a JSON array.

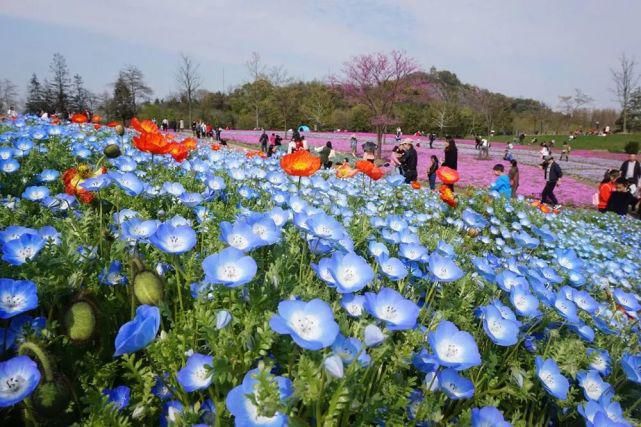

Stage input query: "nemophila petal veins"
[
  {"left": 428, "top": 252, "right": 464, "bottom": 282},
  {"left": 327, "top": 251, "right": 374, "bottom": 293},
  {"left": 149, "top": 223, "right": 197, "bottom": 254},
  {"left": 438, "top": 368, "right": 474, "bottom": 400},
  {"left": 0, "top": 279, "right": 38, "bottom": 319},
  {"left": 481, "top": 305, "right": 520, "bottom": 346},
  {"left": 587, "top": 349, "right": 611, "bottom": 376},
  {"left": 0, "top": 355, "right": 41, "bottom": 407},
  {"left": 269, "top": 298, "right": 339, "bottom": 350},
  {"left": 428, "top": 320, "right": 481, "bottom": 370},
  {"left": 577, "top": 370, "right": 611, "bottom": 401},
  {"left": 553, "top": 294, "right": 580, "bottom": 323},
  {"left": 535, "top": 356, "right": 569, "bottom": 400},
  {"left": 2, "top": 233, "right": 45, "bottom": 265},
  {"left": 612, "top": 289, "right": 641, "bottom": 312},
  {"left": 202, "top": 247, "right": 257, "bottom": 287},
  {"left": 510, "top": 285, "right": 541, "bottom": 318},
  {"left": 364, "top": 287, "right": 419, "bottom": 331}
]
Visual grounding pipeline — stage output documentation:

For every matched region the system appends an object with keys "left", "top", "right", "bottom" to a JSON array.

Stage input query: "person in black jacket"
[
  {"left": 259, "top": 130, "right": 269, "bottom": 153},
  {"left": 620, "top": 153, "right": 641, "bottom": 187},
  {"left": 443, "top": 137, "right": 458, "bottom": 170},
  {"left": 606, "top": 177, "right": 638, "bottom": 215},
  {"left": 541, "top": 156, "right": 562, "bottom": 206},
  {"left": 399, "top": 140, "right": 418, "bottom": 183}
]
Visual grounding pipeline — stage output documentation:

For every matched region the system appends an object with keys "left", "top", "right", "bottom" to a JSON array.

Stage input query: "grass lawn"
[{"left": 487, "top": 133, "right": 640, "bottom": 152}]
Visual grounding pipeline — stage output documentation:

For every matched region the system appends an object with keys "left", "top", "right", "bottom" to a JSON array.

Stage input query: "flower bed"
[{"left": 0, "top": 117, "right": 640, "bottom": 425}]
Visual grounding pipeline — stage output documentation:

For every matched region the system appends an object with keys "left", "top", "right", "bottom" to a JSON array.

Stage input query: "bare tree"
[
  {"left": 176, "top": 54, "right": 201, "bottom": 124},
  {"left": 611, "top": 53, "right": 640, "bottom": 133},
  {"left": 245, "top": 52, "right": 271, "bottom": 129},
  {"left": 119, "top": 65, "right": 153, "bottom": 115},
  {"left": 0, "top": 78, "right": 18, "bottom": 112}
]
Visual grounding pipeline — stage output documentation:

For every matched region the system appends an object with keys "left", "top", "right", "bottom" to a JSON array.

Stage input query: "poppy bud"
[
  {"left": 64, "top": 301, "right": 96, "bottom": 341},
  {"left": 32, "top": 376, "right": 71, "bottom": 417},
  {"left": 103, "top": 144, "right": 121, "bottom": 159},
  {"left": 467, "top": 228, "right": 480, "bottom": 238},
  {"left": 133, "top": 271, "right": 164, "bottom": 305},
  {"left": 115, "top": 124, "right": 125, "bottom": 136}
]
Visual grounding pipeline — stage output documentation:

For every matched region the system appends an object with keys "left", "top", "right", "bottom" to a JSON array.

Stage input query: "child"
[
  {"left": 560, "top": 141, "right": 571, "bottom": 161},
  {"left": 489, "top": 164, "right": 512, "bottom": 197},
  {"left": 606, "top": 177, "right": 638, "bottom": 215},
  {"left": 598, "top": 169, "right": 619, "bottom": 212}
]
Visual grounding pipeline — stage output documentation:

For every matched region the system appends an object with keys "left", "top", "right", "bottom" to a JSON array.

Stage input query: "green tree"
[
  {"left": 47, "top": 53, "right": 71, "bottom": 115},
  {"left": 109, "top": 76, "right": 135, "bottom": 123},
  {"left": 25, "top": 74, "right": 47, "bottom": 114}
]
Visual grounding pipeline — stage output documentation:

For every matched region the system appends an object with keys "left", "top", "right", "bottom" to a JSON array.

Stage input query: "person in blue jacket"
[{"left": 489, "top": 163, "right": 512, "bottom": 197}]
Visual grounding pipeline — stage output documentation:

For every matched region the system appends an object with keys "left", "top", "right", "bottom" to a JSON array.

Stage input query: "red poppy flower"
[
  {"left": 365, "top": 166, "right": 384, "bottom": 181},
  {"left": 130, "top": 117, "right": 159, "bottom": 134},
  {"left": 411, "top": 181, "right": 421, "bottom": 190},
  {"left": 355, "top": 160, "right": 374, "bottom": 174},
  {"left": 439, "top": 184, "right": 457, "bottom": 207},
  {"left": 436, "top": 167, "right": 460, "bottom": 184},
  {"left": 91, "top": 114, "right": 102, "bottom": 124},
  {"left": 62, "top": 165, "right": 107, "bottom": 204},
  {"left": 168, "top": 143, "right": 189, "bottom": 162},
  {"left": 71, "top": 113, "right": 88, "bottom": 124},
  {"left": 106, "top": 121, "right": 120, "bottom": 128},
  {"left": 280, "top": 150, "right": 321, "bottom": 177},
  {"left": 211, "top": 144, "right": 221, "bottom": 151},
  {"left": 133, "top": 132, "right": 172, "bottom": 155},
  {"left": 182, "top": 137, "right": 197, "bottom": 151}
]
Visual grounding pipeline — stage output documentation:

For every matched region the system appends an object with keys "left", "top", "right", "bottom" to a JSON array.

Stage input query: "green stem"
[
  {"left": 626, "top": 393, "right": 641, "bottom": 417},
  {"left": 172, "top": 256, "right": 186, "bottom": 320},
  {"left": 19, "top": 341, "right": 54, "bottom": 382},
  {"left": 316, "top": 371, "right": 326, "bottom": 425}
]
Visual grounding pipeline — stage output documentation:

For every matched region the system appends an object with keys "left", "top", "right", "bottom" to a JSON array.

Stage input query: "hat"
[{"left": 401, "top": 138, "right": 414, "bottom": 146}]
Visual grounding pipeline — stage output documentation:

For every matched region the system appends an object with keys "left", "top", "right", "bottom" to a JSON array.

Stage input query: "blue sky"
[{"left": 1, "top": 0, "right": 640, "bottom": 109}]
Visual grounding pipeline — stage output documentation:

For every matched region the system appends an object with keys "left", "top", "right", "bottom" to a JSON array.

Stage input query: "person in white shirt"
[{"left": 6, "top": 107, "right": 17, "bottom": 118}]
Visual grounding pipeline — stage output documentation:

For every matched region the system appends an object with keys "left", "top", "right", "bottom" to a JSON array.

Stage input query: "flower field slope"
[{"left": 0, "top": 116, "right": 641, "bottom": 426}]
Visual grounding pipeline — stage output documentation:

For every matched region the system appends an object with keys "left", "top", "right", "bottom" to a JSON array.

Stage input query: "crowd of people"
[{"left": 597, "top": 153, "right": 641, "bottom": 216}]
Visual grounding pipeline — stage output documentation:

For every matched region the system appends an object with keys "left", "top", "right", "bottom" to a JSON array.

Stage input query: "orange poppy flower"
[
  {"left": 71, "top": 113, "right": 88, "bottom": 124},
  {"left": 365, "top": 166, "right": 384, "bottom": 181},
  {"left": 182, "top": 137, "right": 197, "bottom": 151},
  {"left": 355, "top": 160, "right": 374, "bottom": 174},
  {"left": 168, "top": 143, "right": 189, "bottom": 162},
  {"left": 411, "top": 181, "right": 421, "bottom": 190},
  {"left": 436, "top": 166, "right": 460, "bottom": 184},
  {"left": 106, "top": 121, "right": 120, "bottom": 128},
  {"left": 130, "top": 117, "right": 159, "bottom": 134},
  {"left": 280, "top": 150, "right": 321, "bottom": 177},
  {"left": 91, "top": 115, "right": 102, "bottom": 124},
  {"left": 93, "top": 124, "right": 101, "bottom": 130},
  {"left": 211, "top": 144, "right": 221, "bottom": 151},
  {"left": 133, "top": 132, "right": 172, "bottom": 155},
  {"left": 539, "top": 203, "right": 552, "bottom": 214},
  {"left": 336, "top": 163, "right": 358, "bottom": 179},
  {"left": 62, "top": 164, "right": 107, "bottom": 204},
  {"left": 439, "top": 185, "right": 457, "bottom": 207}
]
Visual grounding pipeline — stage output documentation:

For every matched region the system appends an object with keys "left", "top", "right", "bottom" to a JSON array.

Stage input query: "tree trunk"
[
  {"left": 376, "top": 126, "right": 383, "bottom": 159},
  {"left": 623, "top": 109, "right": 628, "bottom": 133}
]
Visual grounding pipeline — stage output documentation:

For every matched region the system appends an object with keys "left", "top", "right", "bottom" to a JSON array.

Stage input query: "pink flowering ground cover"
[{"left": 223, "top": 130, "right": 597, "bottom": 206}]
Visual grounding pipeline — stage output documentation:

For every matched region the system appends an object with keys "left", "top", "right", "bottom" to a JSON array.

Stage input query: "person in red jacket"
[{"left": 598, "top": 169, "right": 619, "bottom": 212}]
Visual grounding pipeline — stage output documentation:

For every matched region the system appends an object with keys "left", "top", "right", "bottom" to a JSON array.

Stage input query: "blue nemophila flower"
[
  {"left": 99, "top": 261, "right": 128, "bottom": 286},
  {"left": 306, "top": 212, "right": 347, "bottom": 241},
  {"left": 413, "top": 349, "right": 440, "bottom": 374},
  {"left": 495, "top": 270, "right": 528, "bottom": 292},
  {"left": 569, "top": 321, "right": 595, "bottom": 343},
  {"left": 471, "top": 406, "right": 511, "bottom": 427},
  {"left": 0, "top": 355, "right": 41, "bottom": 407},
  {"left": 0, "top": 226, "right": 37, "bottom": 244},
  {"left": 364, "top": 287, "right": 419, "bottom": 331},
  {"left": 102, "top": 385, "right": 130, "bottom": 411},
  {"left": 324, "top": 354, "right": 344, "bottom": 378},
  {"left": 151, "top": 373, "right": 174, "bottom": 400},
  {"left": 22, "top": 186, "right": 50, "bottom": 202},
  {"left": 0, "top": 278, "right": 38, "bottom": 319},
  {"left": 509, "top": 285, "right": 541, "bottom": 318},
  {"left": 577, "top": 370, "right": 611, "bottom": 401},
  {"left": 7, "top": 315, "right": 46, "bottom": 350},
  {"left": 202, "top": 247, "right": 257, "bottom": 288},
  {"left": 80, "top": 175, "right": 112, "bottom": 192},
  {"left": 480, "top": 305, "right": 520, "bottom": 346},
  {"left": 363, "top": 324, "right": 386, "bottom": 347},
  {"left": 38, "top": 226, "right": 61, "bottom": 245},
  {"left": 0, "top": 159, "right": 20, "bottom": 173},
  {"left": 219, "top": 220, "right": 261, "bottom": 252},
  {"left": 162, "top": 181, "right": 185, "bottom": 197},
  {"left": 377, "top": 254, "right": 408, "bottom": 281},
  {"left": 340, "top": 293, "right": 365, "bottom": 317},
  {"left": 178, "top": 192, "right": 203, "bottom": 208},
  {"left": 325, "top": 251, "right": 374, "bottom": 293},
  {"left": 368, "top": 241, "right": 389, "bottom": 259},
  {"left": 177, "top": 353, "right": 213, "bottom": 392},
  {"left": 428, "top": 320, "right": 481, "bottom": 370},
  {"left": 472, "top": 257, "right": 496, "bottom": 282},
  {"left": 612, "top": 289, "right": 641, "bottom": 312},
  {"left": 461, "top": 208, "right": 488, "bottom": 229},
  {"left": 246, "top": 215, "right": 281, "bottom": 247},
  {"left": 331, "top": 334, "right": 370, "bottom": 366},
  {"left": 149, "top": 223, "right": 197, "bottom": 254},
  {"left": 216, "top": 310, "right": 232, "bottom": 329},
  {"left": 578, "top": 396, "right": 631, "bottom": 427},
  {"left": 553, "top": 293, "right": 580, "bottom": 323},
  {"left": 572, "top": 290, "right": 599, "bottom": 314},
  {"left": 438, "top": 368, "right": 474, "bottom": 399},
  {"left": 587, "top": 349, "right": 611, "bottom": 376},
  {"left": 555, "top": 247, "right": 583, "bottom": 270},
  {"left": 427, "top": 252, "right": 464, "bottom": 282},
  {"left": 226, "top": 368, "right": 293, "bottom": 427},
  {"left": 111, "top": 172, "right": 144, "bottom": 196},
  {"left": 398, "top": 243, "right": 428, "bottom": 262},
  {"left": 121, "top": 218, "right": 160, "bottom": 242},
  {"left": 2, "top": 233, "right": 45, "bottom": 265},
  {"left": 269, "top": 298, "right": 339, "bottom": 350},
  {"left": 160, "top": 400, "right": 184, "bottom": 427},
  {"left": 113, "top": 305, "right": 160, "bottom": 357},
  {"left": 535, "top": 356, "right": 569, "bottom": 400},
  {"left": 621, "top": 353, "right": 641, "bottom": 383}
]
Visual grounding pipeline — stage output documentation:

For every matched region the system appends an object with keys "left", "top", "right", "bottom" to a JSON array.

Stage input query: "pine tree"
[
  {"left": 109, "top": 76, "right": 134, "bottom": 123},
  {"left": 47, "top": 53, "right": 71, "bottom": 115},
  {"left": 71, "top": 74, "right": 90, "bottom": 112},
  {"left": 25, "top": 74, "right": 47, "bottom": 114}
]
